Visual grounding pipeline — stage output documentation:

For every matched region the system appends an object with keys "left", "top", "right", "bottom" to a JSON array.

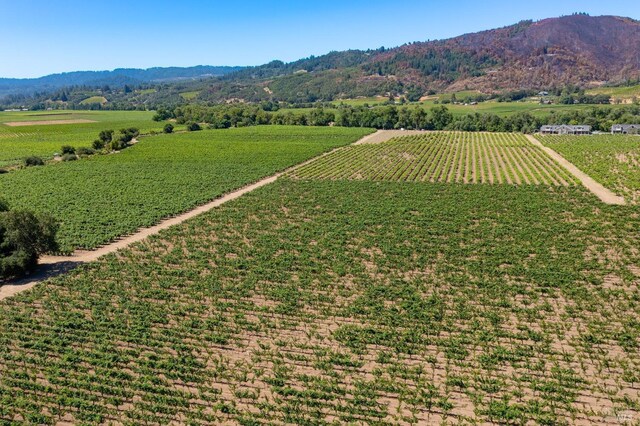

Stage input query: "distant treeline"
[{"left": 157, "top": 104, "right": 640, "bottom": 133}]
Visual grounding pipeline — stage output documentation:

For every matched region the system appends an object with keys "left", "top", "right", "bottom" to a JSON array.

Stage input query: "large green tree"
[{"left": 0, "top": 201, "right": 58, "bottom": 279}]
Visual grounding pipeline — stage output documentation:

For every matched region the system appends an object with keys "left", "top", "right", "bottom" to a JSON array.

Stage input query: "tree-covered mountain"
[
  {"left": 0, "top": 66, "right": 244, "bottom": 97},
  {"left": 181, "top": 14, "right": 639, "bottom": 103},
  {"left": 3, "top": 14, "right": 640, "bottom": 107}
]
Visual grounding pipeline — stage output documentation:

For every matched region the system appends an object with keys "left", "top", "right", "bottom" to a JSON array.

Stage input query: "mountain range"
[
  {"left": 2, "top": 14, "right": 639, "bottom": 105},
  {"left": 0, "top": 66, "right": 243, "bottom": 97}
]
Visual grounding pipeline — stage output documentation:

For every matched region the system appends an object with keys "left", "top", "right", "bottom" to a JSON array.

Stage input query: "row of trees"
[
  {"left": 20, "top": 128, "right": 142, "bottom": 170},
  {"left": 557, "top": 93, "right": 611, "bottom": 105},
  {"left": 165, "top": 104, "right": 444, "bottom": 130},
  {"left": 164, "top": 103, "right": 640, "bottom": 133}
]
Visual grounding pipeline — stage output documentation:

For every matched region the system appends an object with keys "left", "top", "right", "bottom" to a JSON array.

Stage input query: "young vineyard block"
[
  {"left": 541, "top": 134, "right": 640, "bottom": 203},
  {"left": 290, "top": 132, "right": 578, "bottom": 186}
]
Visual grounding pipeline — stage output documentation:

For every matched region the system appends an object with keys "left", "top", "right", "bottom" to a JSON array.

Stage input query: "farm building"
[
  {"left": 611, "top": 124, "right": 640, "bottom": 134},
  {"left": 539, "top": 125, "right": 592, "bottom": 135}
]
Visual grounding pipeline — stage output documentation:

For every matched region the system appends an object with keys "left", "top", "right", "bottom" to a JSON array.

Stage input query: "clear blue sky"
[{"left": 0, "top": 0, "right": 638, "bottom": 78}]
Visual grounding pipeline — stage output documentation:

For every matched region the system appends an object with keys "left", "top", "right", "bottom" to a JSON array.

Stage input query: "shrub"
[
  {"left": 153, "top": 108, "right": 173, "bottom": 121},
  {"left": 117, "top": 127, "right": 140, "bottom": 143},
  {"left": 76, "top": 147, "right": 95, "bottom": 157},
  {"left": 98, "top": 130, "right": 114, "bottom": 144},
  {"left": 92, "top": 140, "right": 105, "bottom": 150},
  {"left": 0, "top": 202, "right": 58, "bottom": 279},
  {"left": 61, "top": 154, "right": 78, "bottom": 162},
  {"left": 61, "top": 145, "right": 76, "bottom": 155},
  {"left": 109, "top": 139, "right": 127, "bottom": 151},
  {"left": 24, "top": 156, "right": 45, "bottom": 167},
  {"left": 187, "top": 122, "right": 202, "bottom": 132},
  {"left": 163, "top": 123, "right": 174, "bottom": 134}
]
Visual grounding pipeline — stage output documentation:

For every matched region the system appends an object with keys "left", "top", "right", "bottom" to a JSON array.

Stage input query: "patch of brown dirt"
[{"left": 3, "top": 119, "right": 97, "bottom": 127}]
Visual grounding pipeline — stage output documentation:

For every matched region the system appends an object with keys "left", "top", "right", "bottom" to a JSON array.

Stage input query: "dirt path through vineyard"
[
  {"left": 0, "top": 132, "right": 374, "bottom": 300},
  {"left": 526, "top": 135, "right": 626, "bottom": 205},
  {"left": 354, "top": 129, "right": 428, "bottom": 144}
]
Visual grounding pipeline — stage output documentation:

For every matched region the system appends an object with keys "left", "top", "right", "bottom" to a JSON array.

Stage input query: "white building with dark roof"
[
  {"left": 539, "top": 125, "right": 592, "bottom": 135},
  {"left": 611, "top": 124, "right": 640, "bottom": 134}
]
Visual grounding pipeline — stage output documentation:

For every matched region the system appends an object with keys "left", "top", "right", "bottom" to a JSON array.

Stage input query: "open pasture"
[
  {"left": 337, "top": 95, "right": 629, "bottom": 116},
  {"left": 0, "top": 126, "right": 371, "bottom": 252},
  {"left": 418, "top": 100, "right": 605, "bottom": 118},
  {"left": 0, "top": 110, "right": 169, "bottom": 167},
  {"left": 586, "top": 84, "right": 640, "bottom": 102},
  {"left": 3, "top": 119, "right": 97, "bottom": 127},
  {"left": 541, "top": 134, "right": 640, "bottom": 203},
  {"left": 0, "top": 180, "right": 638, "bottom": 424},
  {"left": 180, "top": 91, "right": 201, "bottom": 100},
  {"left": 290, "top": 132, "right": 577, "bottom": 186},
  {"left": 79, "top": 96, "right": 108, "bottom": 105}
]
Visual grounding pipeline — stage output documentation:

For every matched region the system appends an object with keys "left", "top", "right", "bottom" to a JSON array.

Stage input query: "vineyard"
[
  {"left": 0, "top": 111, "right": 172, "bottom": 167},
  {"left": 0, "top": 180, "right": 638, "bottom": 424},
  {"left": 541, "top": 134, "right": 640, "bottom": 203},
  {"left": 0, "top": 126, "right": 371, "bottom": 251},
  {"left": 290, "top": 132, "right": 578, "bottom": 186}
]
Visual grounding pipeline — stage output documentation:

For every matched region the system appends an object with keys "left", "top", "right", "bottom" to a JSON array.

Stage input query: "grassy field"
[
  {"left": 541, "top": 135, "right": 640, "bottom": 203},
  {"left": 79, "top": 96, "right": 107, "bottom": 105},
  {"left": 0, "top": 126, "right": 372, "bottom": 251},
  {"left": 335, "top": 96, "right": 389, "bottom": 106},
  {"left": 0, "top": 110, "right": 173, "bottom": 167},
  {"left": 137, "top": 88, "right": 157, "bottom": 95},
  {"left": 0, "top": 179, "right": 638, "bottom": 424},
  {"left": 290, "top": 132, "right": 577, "bottom": 185},
  {"left": 418, "top": 100, "right": 615, "bottom": 118},
  {"left": 586, "top": 84, "right": 640, "bottom": 101},
  {"left": 179, "top": 91, "right": 201, "bottom": 100}
]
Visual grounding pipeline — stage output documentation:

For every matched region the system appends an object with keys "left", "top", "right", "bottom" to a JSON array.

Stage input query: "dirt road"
[
  {"left": 354, "top": 130, "right": 428, "bottom": 145},
  {"left": 526, "top": 135, "right": 626, "bottom": 205}
]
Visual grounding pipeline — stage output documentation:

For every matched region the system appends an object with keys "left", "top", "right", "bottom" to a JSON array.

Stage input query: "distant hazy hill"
[{"left": 0, "top": 66, "right": 244, "bottom": 97}]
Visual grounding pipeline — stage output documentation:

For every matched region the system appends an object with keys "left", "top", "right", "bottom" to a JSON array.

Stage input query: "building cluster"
[
  {"left": 539, "top": 124, "right": 640, "bottom": 135},
  {"left": 539, "top": 125, "right": 592, "bottom": 135}
]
